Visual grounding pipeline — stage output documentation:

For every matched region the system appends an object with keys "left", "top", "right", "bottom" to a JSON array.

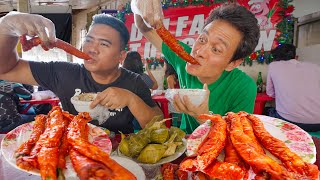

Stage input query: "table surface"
[
  {"left": 19, "top": 98, "right": 60, "bottom": 114},
  {"left": 152, "top": 93, "right": 274, "bottom": 101},
  {"left": 256, "top": 92, "right": 275, "bottom": 101}
]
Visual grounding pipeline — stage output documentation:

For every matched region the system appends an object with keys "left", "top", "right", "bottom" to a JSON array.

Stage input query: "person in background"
[
  {"left": 122, "top": 51, "right": 158, "bottom": 90},
  {"left": 20, "top": 84, "right": 56, "bottom": 114},
  {"left": 33, "top": 86, "right": 57, "bottom": 114},
  {"left": 266, "top": 44, "right": 320, "bottom": 132},
  {"left": 0, "top": 12, "right": 162, "bottom": 134},
  {"left": 134, "top": 2, "right": 260, "bottom": 133},
  {"left": 0, "top": 80, "right": 35, "bottom": 133},
  {"left": 163, "top": 58, "right": 182, "bottom": 126},
  {"left": 5, "top": 82, "right": 36, "bottom": 115},
  {"left": 164, "top": 58, "right": 179, "bottom": 89}
]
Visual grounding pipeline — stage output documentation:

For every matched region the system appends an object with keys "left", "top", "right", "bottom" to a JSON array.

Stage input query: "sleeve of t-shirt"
[
  {"left": 140, "top": 73, "right": 154, "bottom": 89},
  {"left": 29, "top": 61, "right": 76, "bottom": 93},
  {"left": 134, "top": 75, "right": 157, "bottom": 108},
  {"left": 229, "top": 77, "right": 257, "bottom": 114},
  {"left": 266, "top": 64, "right": 275, "bottom": 98},
  {"left": 162, "top": 41, "right": 191, "bottom": 68}
]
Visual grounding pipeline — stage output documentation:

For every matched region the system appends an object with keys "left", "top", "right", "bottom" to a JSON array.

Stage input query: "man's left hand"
[{"left": 173, "top": 84, "right": 210, "bottom": 124}]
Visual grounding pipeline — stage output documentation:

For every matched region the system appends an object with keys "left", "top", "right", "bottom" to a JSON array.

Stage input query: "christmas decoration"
[
  {"left": 145, "top": 57, "right": 165, "bottom": 70},
  {"left": 241, "top": 0, "right": 295, "bottom": 66}
]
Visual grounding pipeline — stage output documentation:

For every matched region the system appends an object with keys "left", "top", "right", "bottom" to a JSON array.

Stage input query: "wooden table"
[
  {"left": 254, "top": 93, "right": 275, "bottom": 115},
  {"left": 19, "top": 98, "right": 60, "bottom": 114}
]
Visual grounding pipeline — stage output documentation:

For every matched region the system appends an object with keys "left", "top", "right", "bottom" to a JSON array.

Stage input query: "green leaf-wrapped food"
[
  {"left": 119, "top": 136, "right": 131, "bottom": 156},
  {"left": 163, "top": 142, "right": 183, "bottom": 157},
  {"left": 128, "top": 133, "right": 149, "bottom": 157},
  {"left": 145, "top": 116, "right": 169, "bottom": 132},
  {"left": 144, "top": 115, "right": 163, "bottom": 129},
  {"left": 169, "top": 126, "right": 186, "bottom": 142},
  {"left": 150, "top": 128, "right": 169, "bottom": 144},
  {"left": 137, "top": 144, "right": 167, "bottom": 164}
]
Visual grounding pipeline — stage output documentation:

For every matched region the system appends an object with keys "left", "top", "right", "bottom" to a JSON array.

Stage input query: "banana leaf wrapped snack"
[
  {"left": 150, "top": 128, "right": 169, "bottom": 144},
  {"left": 137, "top": 144, "right": 167, "bottom": 163},
  {"left": 119, "top": 132, "right": 149, "bottom": 157},
  {"left": 118, "top": 116, "right": 186, "bottom": 164},
  {"left": 169, "top": 126, "right": 186, "bottom": 142},
  {"left": 163, "top": 132, "right": 183, "bottom": 158}
]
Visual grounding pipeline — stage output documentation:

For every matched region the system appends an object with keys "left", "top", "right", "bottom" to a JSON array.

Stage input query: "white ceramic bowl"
[{"left": 165, "top": 89, "right": 207, "bottom": 106}]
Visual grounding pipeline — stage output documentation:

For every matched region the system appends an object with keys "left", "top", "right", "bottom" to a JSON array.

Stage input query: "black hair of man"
[
  {"left": 163, "top": 58, "right": 177, "bottom": 78},
  {"left": 90, "top": 14, "right": 129, "bottom": 50},
  {"left": 123, "top": 51, "right": 144, "bottom": 74},
  {"left": 204, "top": 4, "right": 260, "bottom": 62},
  {"left": 271, "top": 44, "right": 296, "bottom": 61}
]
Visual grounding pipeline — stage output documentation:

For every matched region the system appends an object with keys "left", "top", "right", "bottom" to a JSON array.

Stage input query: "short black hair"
[
  {"left": 123, "top": 51, "right": 144, "bottom": 74},
  {"left": 271, "top": 44, "right": 296, "bottom": 61},
  {"left": 91, "top": 14, "right": 129, "bottom": 50},
  {"left": 163, "top": 58, "right": 177, "bottom": 78},
  {"left": 204, "top": 4, "right": 260, "bottom": 62}
]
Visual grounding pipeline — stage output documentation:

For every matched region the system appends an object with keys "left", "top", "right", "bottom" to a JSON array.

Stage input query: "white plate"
[
  {"left": 111, "top": 156, "right": 146, "bottom": 180},
  {"left": 187, "top": 114, "right": 316, "bottom": 163},
  {"left": 1, "top": 121, "right": 112, "bottom": 179}
]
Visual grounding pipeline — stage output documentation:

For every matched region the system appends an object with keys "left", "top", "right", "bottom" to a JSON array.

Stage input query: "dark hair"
[
  {"left": 164, "top": 58, "right": 177, "bottom": 78},
  {"left": 271, "top": 44, "right": 296, "bottom": 61},
  {"left": 91, "top": 14, "right": 129, "bottom": 50},
  {"left": 123, "top": 51, "right": 144, "bottom": 74},
  {"left": 204, "top": 4, "right": 260, "bottom": 62}
]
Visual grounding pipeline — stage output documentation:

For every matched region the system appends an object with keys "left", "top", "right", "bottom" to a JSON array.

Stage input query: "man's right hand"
[
  {"left": 0, "top": 11, "right": 56, "bottom": 47},
  {"left": 131, "top": 0, "right": 164, "bottom": 29}
]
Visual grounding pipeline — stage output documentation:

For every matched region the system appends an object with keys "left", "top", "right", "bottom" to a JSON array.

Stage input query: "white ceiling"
[{"left": 0, "top": 0, "right": 114, "bottom": 12}]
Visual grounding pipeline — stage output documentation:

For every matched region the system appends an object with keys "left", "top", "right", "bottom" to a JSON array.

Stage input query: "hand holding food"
[
  {"left": 0, "top": 11, "right": 56, "bottom": 46},
  {"left": 131, "top": 0, "right": 164, "bottom": 29},
  {"left": 20, "top": 35, "right": 91, "bottom": 60},
  {"left": 172, "top": 85, "right": 210, "bottom": 121},
  {"left": 131, "top": 0, "right": 198, "bottom": 64},
  {"left": 90, "top": 87, "right": 134, "bottom": 110}
]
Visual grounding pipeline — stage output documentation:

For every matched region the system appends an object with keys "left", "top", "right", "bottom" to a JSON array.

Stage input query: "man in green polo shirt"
[{"left": 133, "top": 2, "right": 260, "bottom": 134}]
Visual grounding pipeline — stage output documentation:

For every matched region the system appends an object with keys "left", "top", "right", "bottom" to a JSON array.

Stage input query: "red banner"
[{"left": 125, "top": 1, "right": 282, "bottom": 58}]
